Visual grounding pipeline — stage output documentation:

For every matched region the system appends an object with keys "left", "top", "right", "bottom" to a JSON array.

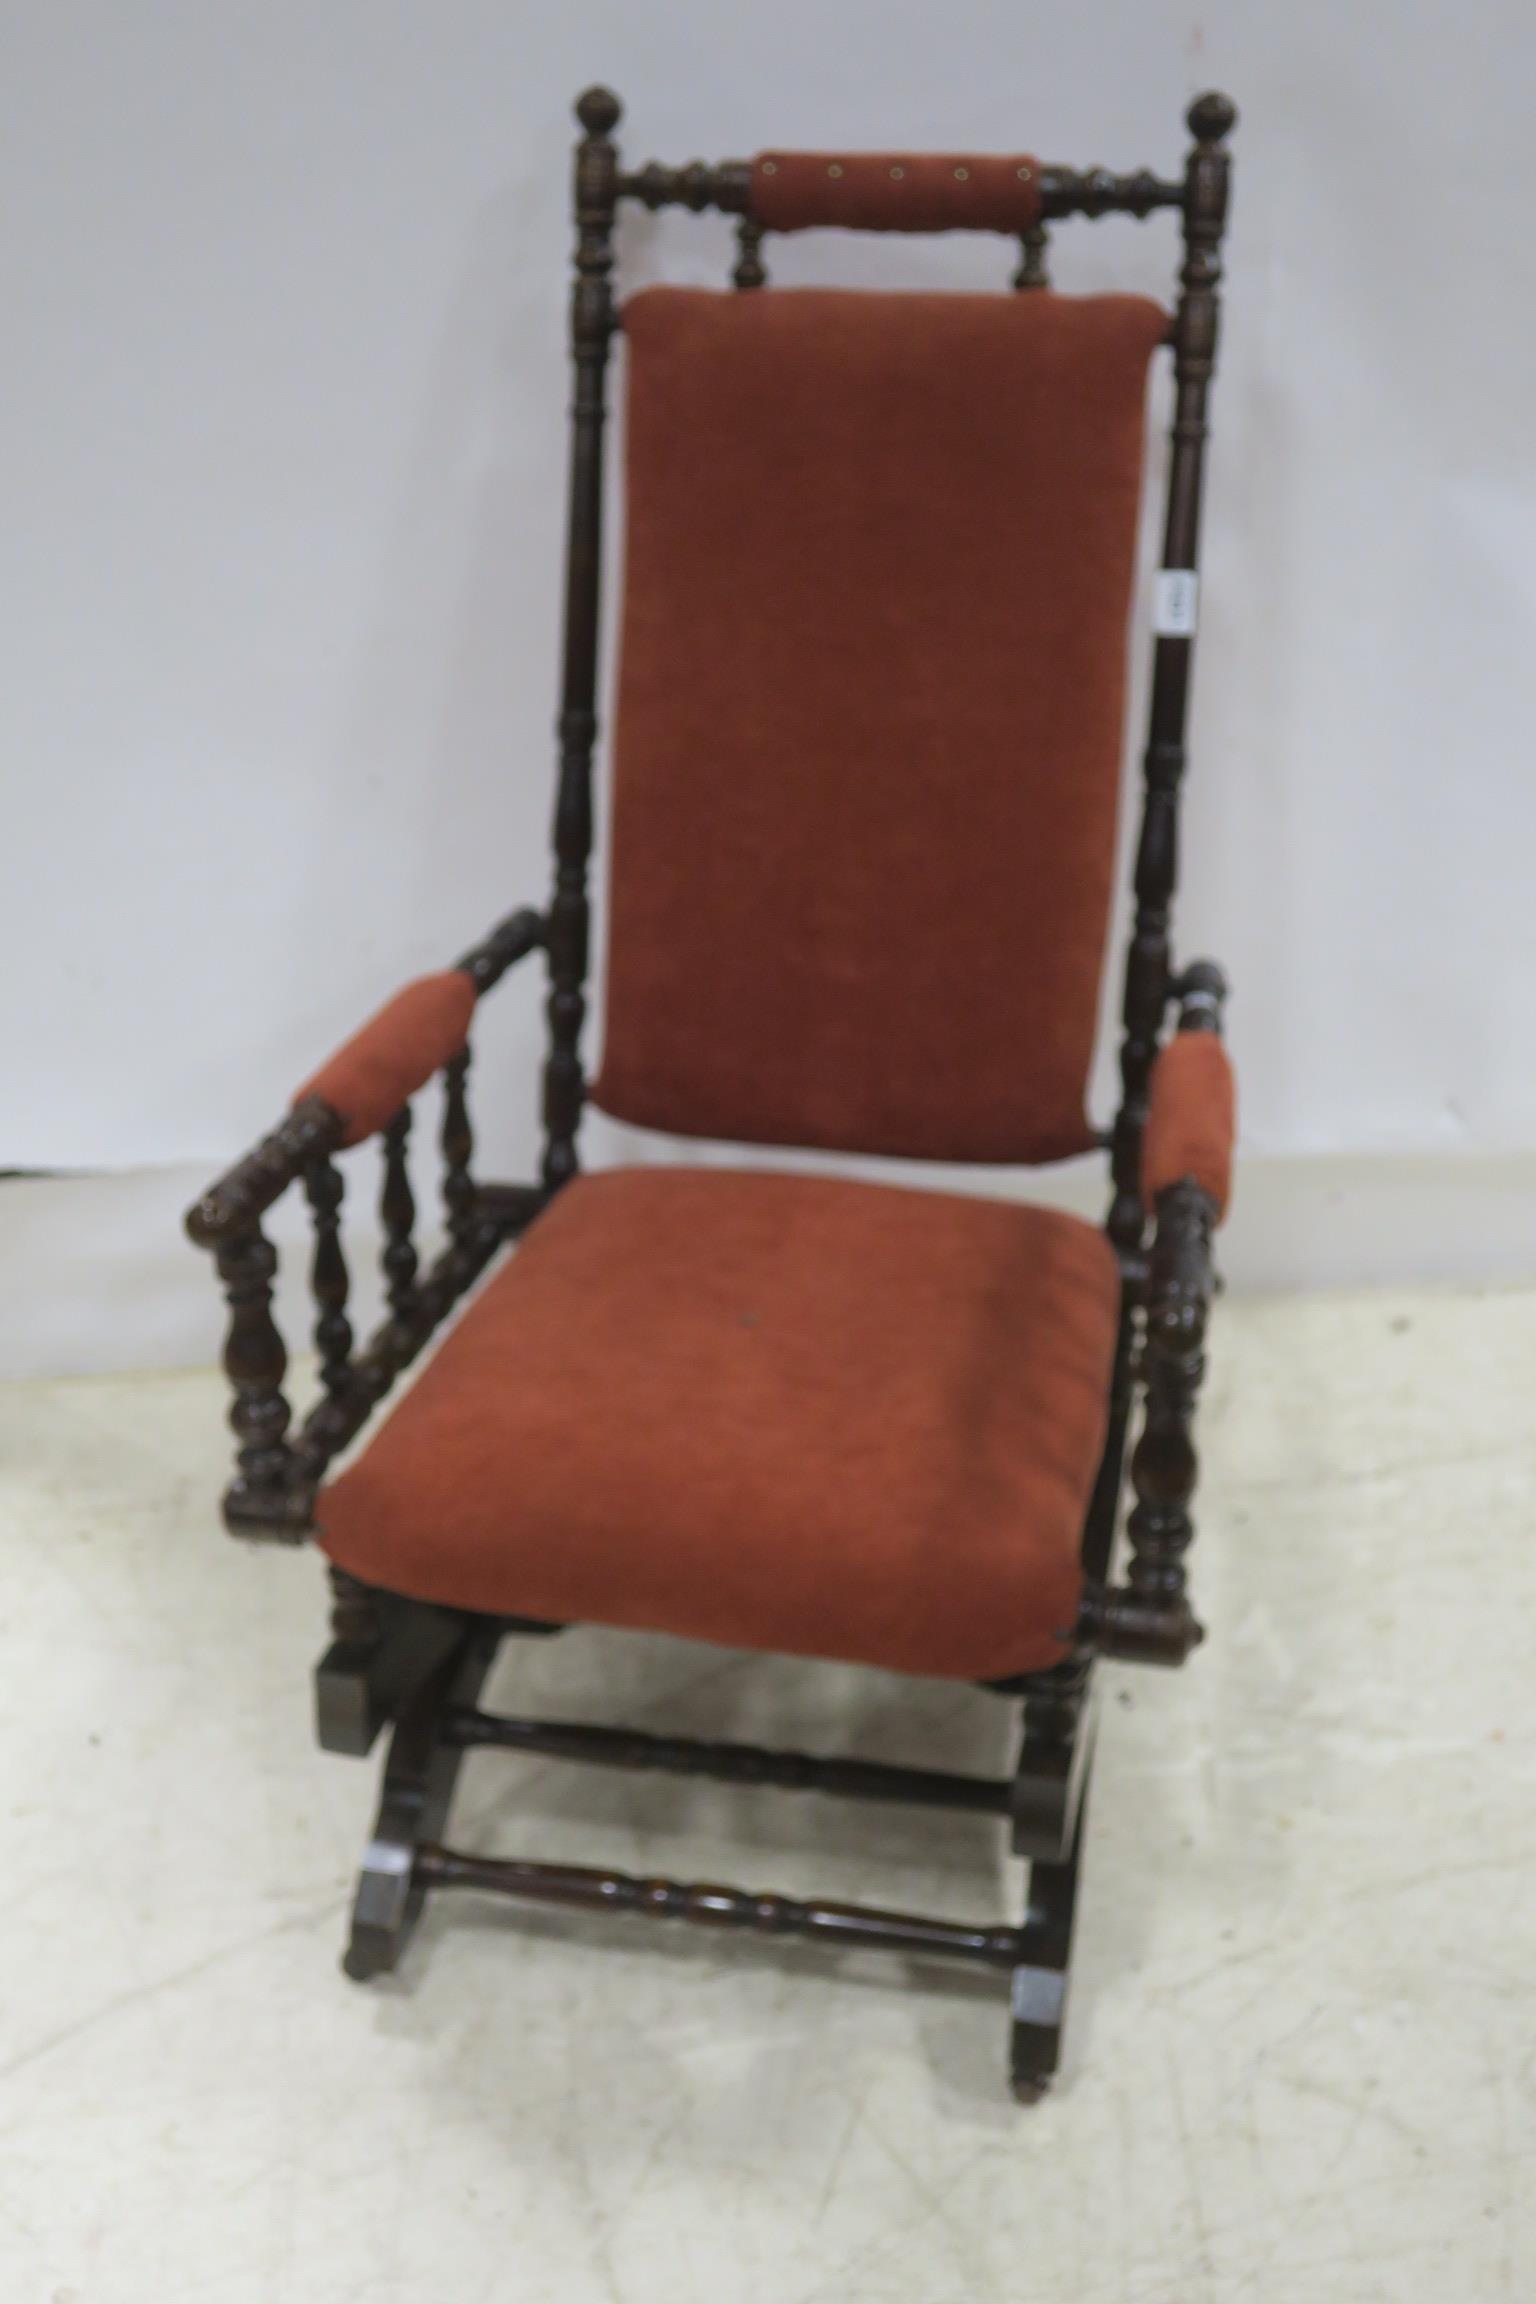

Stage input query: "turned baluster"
[
  {"left": 380, "top": 1107, "right": 419, "bottom": 1332},
  {"left": 303, "top": 1154, "right": 353, "bottom": 1399},
  {"left": 732, "top": 216, "right": 768, "bottom": 288},
  {"left": 440, "top": 1050, "right": 478, "bottom": 1268},
  {"left": 214, "top": 1224, "right": 305, "bottom": 1534},
  {"left": 1123, "top": 1179, "right": 1216, "bottom": 1626},
  {"left": 1012, "top": 221, "right": 1050, "bottom": 287}
]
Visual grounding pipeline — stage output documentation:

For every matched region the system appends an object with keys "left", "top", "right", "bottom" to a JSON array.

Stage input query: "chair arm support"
[
  {"left": 185, "top": 906, "right": 545, "bottom": 1246},
  {"left": 183, "top": 903, "right": 547, "bottom": 1541}
]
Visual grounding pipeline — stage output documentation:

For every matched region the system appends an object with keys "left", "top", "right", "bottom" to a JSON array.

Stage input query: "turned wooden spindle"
[
  {"left": 440, "top": 1049, "right": 478, "bottom": 1265},
  {"left": 1107, "top": 93, "right": 1235, "bottom": 1255},
  {"left": 619, "top": 156, "right": 751, "bottom": 213},
  {"left": 214, "top": 1224, "right": 306, "bottom": 1534},
  {"left": 541, "top": 85, "right": 622, "bottom": 1194},
  {"left": 1123, "top": 1176, "right": 1216, "bottom": 1637},
  {"left": 1012, "top": 220, "right": 1050, "bottom": 287},
  {"left": 415, "top": 1844, "right": 1023, "bottom": 1967},
  {"left": 379, "top": 1107, "right": 419, "bottom": 1329},
  {"left": 303, "top": 1155, "right": 353, "bottom": 1399},
  {"left": 732, "top": 215, "right": 768, "bottom": 288}
]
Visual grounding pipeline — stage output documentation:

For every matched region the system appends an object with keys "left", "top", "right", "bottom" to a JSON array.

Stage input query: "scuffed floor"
[{"left": 2, "top": 1289, "right": 1533, "bottom": 2301}]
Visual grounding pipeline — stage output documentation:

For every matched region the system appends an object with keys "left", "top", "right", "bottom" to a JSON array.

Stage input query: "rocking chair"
[{"left": 186, "top": 85, "right": 1240, "bottom": 2102}]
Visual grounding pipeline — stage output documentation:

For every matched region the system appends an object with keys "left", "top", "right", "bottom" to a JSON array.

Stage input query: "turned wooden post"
[
  {"left": 440, "top": 1049, "right": 478, "bottom": 1264},
  {"left": 1012, "top": 220, "right": 1050, "bottom": 287},
  {"left": 1122, "top": 1177, "right": 1217, "bottom": 1647},
  {"left": 732, "top": 216, "right": 768, "bottom": 288},
  {"left": 1107, "top": 93, "right": 1235, "bottom": 1253},
  {"left": 303, "top": 1155, "right": 353, "bottom": 1399},
  {"left": 214, "top": 1225, "right": 307, "bottom": 1535},
  {"left": 380, "top": 1107, "right": 419, "bottom": 1330},
  {"left": 541, "top": 85, "right": 621, "bottom": 1192}
]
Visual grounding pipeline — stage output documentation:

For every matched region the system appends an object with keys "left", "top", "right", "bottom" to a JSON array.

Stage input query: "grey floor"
[{"left": 3, "top": 1287, "right": 1533, "bottom": 2301}]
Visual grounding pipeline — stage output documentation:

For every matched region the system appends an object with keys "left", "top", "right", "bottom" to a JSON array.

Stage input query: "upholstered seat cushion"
[{"left": 317, "top": 1168, "right": 1121, "bottom": 1681}]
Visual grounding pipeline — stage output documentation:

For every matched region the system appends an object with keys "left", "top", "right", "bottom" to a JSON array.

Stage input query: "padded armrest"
[
  {"left": 1141, "top": 1030, "right": 1236, "bottom": 1222},
  {"left": 186, "top": 906, "right": 544, "bottom": 1252},
  {"left": 294, "top": 971, "right": 477, "bottom": 1148}
]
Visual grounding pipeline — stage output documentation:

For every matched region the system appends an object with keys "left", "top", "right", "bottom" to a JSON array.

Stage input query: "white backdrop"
[{"left": 4, "top": 1, "right": 1536, "bottom": 1369}]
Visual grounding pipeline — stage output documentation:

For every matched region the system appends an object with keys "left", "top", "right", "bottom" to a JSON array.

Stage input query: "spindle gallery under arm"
[{"left": 184, "top": 84, "right": 1240, "bottom": 2102}]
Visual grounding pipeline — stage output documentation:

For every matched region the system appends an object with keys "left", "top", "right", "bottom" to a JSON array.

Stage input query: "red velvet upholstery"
[
  {"left": 1142, "top": 1032, "right": 1236, "bottom": 1220},
  {"left": 317, "top": 1167, "right": 1122, "bottom": 1681},
  {"left": 751, "top": 151, "right": 1044, "bottom": 234},
  {"left": 592, "top": 286, "right": 1168, "bottom": 1162},
  {"left": 296, "top": 971, "right": 476, "bottom": 1148}
]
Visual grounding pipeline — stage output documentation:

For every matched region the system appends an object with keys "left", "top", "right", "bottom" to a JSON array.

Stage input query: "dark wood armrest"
[
  {"left": 186, "top": 907, "right": 545, "bottom": 1248},
  {"left": 184, "top": 904, "right": 548, "bottom": 1541}
]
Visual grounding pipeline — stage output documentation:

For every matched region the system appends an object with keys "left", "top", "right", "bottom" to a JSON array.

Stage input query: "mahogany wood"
[
  {"left": 213, "top": 1225, "right": 307, "bottom": 1538},
  {"left": 379, "top": 1108, "right": 419, "bottom": 1332},
  {"left": 439, "top": 1051, "right": 477, "bottom": 1263},
  {"left": 302, "top": 1155, "right": 353, "bottom": 1399},
  {"left": 453, "top": 902, "right": 545, "bottom": 993},
  {"left": 416, "top": 1844, "right": 1025, "bottom": 1968},
  {"left": 444, "top": 1705, "right": 1014, "bottom": 1815},
  {"left": 1108, "top": 92, "right": 1235, "bottom": 1253},
  {"left": 1012, "top": 220, "right": 1050, "bottom": 288},
  {"left": 540, "top": 85, "right": 620, "bottom": 1193},
  {"left": 187, "top": 1096, "right": 344, "bottom": 1248},
  {"left": 732, "top": 215, "right": 768, "bottom": 289}
]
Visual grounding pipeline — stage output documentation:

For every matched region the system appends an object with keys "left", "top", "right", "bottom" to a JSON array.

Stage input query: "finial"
[
  {"left": 1186, "top": 91, "right": 1237, "bottom": 144},
  {"left": 575, "top": 85, "right": 622, "bottom": 136}
]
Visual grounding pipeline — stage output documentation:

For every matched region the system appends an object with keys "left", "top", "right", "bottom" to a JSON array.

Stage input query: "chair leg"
[
  {"left": 342, "top": 1621, "right": 501, "bottom": 1981},
  {"left": 1006, "top": 1663, "right": 1094, "bottom": 2102},
  {"left": 1008, "top": 1792, "right": 1088, "bottom": 2103}
]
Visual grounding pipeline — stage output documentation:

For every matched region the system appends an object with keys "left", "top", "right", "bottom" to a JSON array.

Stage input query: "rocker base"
[{"left": 333, "top": 1610, "right": 1092, "bottom": 2100}]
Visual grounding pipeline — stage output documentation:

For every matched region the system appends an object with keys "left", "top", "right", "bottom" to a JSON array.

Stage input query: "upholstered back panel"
[{"left": 591, "top": 286, "right": 1167, "bottom": 1163}]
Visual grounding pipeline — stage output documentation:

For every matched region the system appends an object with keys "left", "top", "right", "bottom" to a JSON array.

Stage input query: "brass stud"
[
  {"left": 761, "top": 159, "right": 778, "bottom": 176},
  {"left": 890, "top": 164, "right": 905, "bottom": 180},
  {"left": 1016, "top": 163, "right": 1032, "bottom": 181},
  {"left": 827, "top": 162, "right": 844, "bottom": 178},
  {"left": 954, "top": 165, "right": 970, "bottom": 181}
]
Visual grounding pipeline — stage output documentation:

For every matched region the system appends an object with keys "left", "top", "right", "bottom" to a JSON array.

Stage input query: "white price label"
[{"left": 1154, "top": 569, "right": 1200, "bottom": 637}]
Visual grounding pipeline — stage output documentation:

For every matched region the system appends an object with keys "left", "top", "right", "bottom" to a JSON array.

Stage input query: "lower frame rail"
[
  {"left": 442, "top": 1706, "right": 1013, "bottom": 1815},
  {"left": 415, "top": 1844, "right": 1023, "bottom": 1969}
]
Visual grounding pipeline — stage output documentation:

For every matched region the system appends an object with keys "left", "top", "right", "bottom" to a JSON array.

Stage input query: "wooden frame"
[{"left": 185, "top": 86, "right": 1237, "bottom": 2102}]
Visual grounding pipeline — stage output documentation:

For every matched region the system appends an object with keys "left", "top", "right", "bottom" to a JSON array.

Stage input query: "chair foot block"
[
  {"left": 1009, "top": 1966, "right": 1067, "bottom": 2104},
  {"left": 341, "top": 1931, "right": 396, "bottom": 1984},
  {"left": 1009, "top": 2065, "right": 1052, "bottom": 2106},
  {"left": 1009, "top": 2015, "right": 1062, "bottom": 2104}
]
